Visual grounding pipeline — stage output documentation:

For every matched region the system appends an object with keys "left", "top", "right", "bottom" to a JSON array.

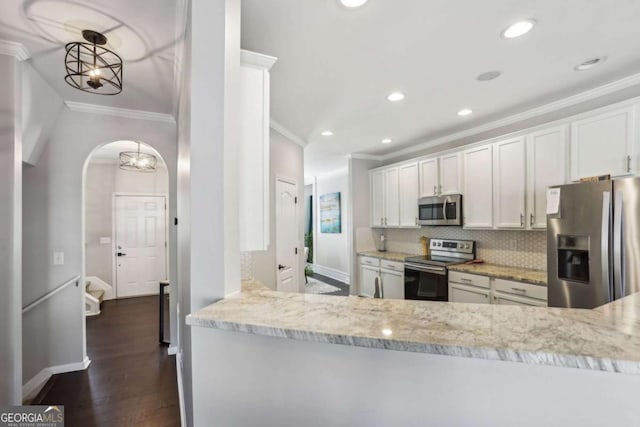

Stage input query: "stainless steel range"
[{"left": 404, "top": 239, "right": 476, "bottom": 301}]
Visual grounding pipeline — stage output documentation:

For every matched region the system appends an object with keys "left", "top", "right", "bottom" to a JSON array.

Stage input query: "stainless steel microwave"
[{"left": 418, "top": 194, "right": 462, "bottom": 226}]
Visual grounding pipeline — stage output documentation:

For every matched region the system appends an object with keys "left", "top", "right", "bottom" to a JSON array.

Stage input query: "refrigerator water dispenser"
[{"left": 557, "top": 235, "right": 590, "bottom": 283}]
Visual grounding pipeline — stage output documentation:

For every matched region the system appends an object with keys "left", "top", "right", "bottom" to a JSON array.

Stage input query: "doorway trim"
[
  {"left": 111, "top": 193, "right": 169, "bottom": 298},
  {"left": 275, "top": 175, "right": 301, "bottom": 292}
]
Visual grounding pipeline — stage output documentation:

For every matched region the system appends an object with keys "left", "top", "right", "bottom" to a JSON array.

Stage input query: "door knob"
[
  {"left": 117, "top": 252, "right": 127, "bottom": 257},
  {"left": 278, "top": 264, "right": 286, "bottom": 271}
]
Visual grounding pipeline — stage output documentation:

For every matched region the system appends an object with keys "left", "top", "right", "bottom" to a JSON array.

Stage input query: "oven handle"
[{"left": 404, "top": 263, "right": 447, "bottom": 275}]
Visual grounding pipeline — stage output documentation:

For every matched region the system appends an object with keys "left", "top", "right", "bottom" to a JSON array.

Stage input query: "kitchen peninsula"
[{"left": 187, "top": 281, "right": 640, "bottom": 426}]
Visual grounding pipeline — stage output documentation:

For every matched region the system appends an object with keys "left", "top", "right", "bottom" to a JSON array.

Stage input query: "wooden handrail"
[{"left": 22, "top": 275, "right": 81, "bottom": 314}]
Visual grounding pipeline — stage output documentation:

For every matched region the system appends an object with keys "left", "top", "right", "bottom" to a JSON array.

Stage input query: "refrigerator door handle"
[
  {"left": 601, "top": 191, "right": 612, "bottom": 300},
  {"left": 613, "top": 191, "right": 624, "bottom": 299}
]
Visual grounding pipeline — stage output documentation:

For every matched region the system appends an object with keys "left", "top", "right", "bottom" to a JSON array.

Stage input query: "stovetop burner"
[
  {"left": 405, "top": 255, "right": 468, "bottom": 267},
  {"left": 404, "top": 238, "right": 476, "bottom": 268}
]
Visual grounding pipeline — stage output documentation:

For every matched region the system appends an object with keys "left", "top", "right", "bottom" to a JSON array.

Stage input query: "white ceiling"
[
  {"left": 0, "top": 0, "right": 184, "bottom": 114},
  {"left": 241, "top": 0, "right": 640, "bottom": 176}
]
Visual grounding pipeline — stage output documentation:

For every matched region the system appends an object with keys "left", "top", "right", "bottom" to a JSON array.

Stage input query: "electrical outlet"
[
  {"left": 509, "top": 240, "right": 518, "bottom": 250},
  {"left": 53, "top": 251, "right": 64, "bottom": 265}
]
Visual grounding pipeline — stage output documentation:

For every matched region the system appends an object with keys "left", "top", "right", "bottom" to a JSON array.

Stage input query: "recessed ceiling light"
[
  {"left": 501, "top": 19, "right": 536, "bottom": 39},
  {"left": 477, "top": 70, "right": 502, "bottom": 82},
  {"left": 340, "top": 0, "right": 368, "bottom": 8},
  {"left": 574, "top": 57, "right": 607, "bottom": 71},
  {"left": 387, "top": 91, "right": 405, "bottom": 102},
  {"left": 381, "top": 138, "right": 392, "bottom": 144},
  {"left": 381, "top": 328, "right": 393, "bottom": 336},
  {"left": 458, "top": 108, "right": 473, "bottom": 117},
  {"left": 321, "top": 130, "right": 334, "bottom": 136}
]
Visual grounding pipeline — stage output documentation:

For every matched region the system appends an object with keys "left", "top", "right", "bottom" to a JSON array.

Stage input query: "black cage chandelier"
[
  {"left": 119, "top": 142, "right": 158, "bottom": 173},
  {"left": 65, "top": 30, "right": 123, "bottom": 95}
]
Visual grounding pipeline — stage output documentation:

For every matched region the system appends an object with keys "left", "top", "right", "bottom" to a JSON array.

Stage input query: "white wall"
[
  {"left": 313, "top": 169, "right": 350, "bottom": 282},
  {"left": 193, "top": 328, "right": 640, "bottom": 427},
  {"left": 0, "top": 53, "right": 22, "bottom": 405},
  {"left": 84, "top": 161, "right": 169, "bottom": 288},
  {"left": 21, "top": 108, "right": 177, "bottom": 386},
  {"left": 252, "top": 130, "right": 305, "bottom": 290}
]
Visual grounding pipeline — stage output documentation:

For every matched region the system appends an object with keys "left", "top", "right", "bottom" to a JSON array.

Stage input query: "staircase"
[{"left": 85, "top": 280, "right": 105, "bottom": 316}]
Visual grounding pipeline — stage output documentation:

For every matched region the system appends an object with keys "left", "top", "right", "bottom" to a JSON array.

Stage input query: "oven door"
[
  {"left": 418, "top": 195, "right": 462, "bottom": 226},
  {"left": 404, "top": 263, "right": 448, "bottom": 301}
]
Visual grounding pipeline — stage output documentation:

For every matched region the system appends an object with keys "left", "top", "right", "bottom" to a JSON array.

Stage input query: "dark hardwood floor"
[
  {"left": 33, "top": 296, "right": 181, "bottom": 427},
  {"left": 309, "top": 272, "right": 350, "bottom": 296}
]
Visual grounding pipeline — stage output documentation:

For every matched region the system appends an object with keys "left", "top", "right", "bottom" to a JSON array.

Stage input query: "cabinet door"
[
  {"left": 359, "top": 265, "right": 379, "bottom": 298},
  {"left": 570, "top": 106, "right": 636, "bottom": 181},
  {"left": 463, "top": 145, "right": 493, "bottom": 228},
  {"left": 381, "top": 269, "right": 404, "bottom": 299},
  {"left": 419, "top": 158, "right": 439, "bottom": 197},
  {"left": 370, "top": 170, "right": 385, "bottom": 227},
  {"left": 398, "top": 163, "right": 419, "bottom": 227},
  {"left": 449, "top": 283, "right": 490, "bottom": 304},
  {"left": 439, "top": 153, "right": 462, "bottom": 195},
  {"left": 494, "top": 137, "right": 526, "bottom": 229},
  {"left": 384, "top": 168, "right": 400, "bottom": 226},
  {"left": 527, "top": 126, "right": 568, "bottom": 229}
]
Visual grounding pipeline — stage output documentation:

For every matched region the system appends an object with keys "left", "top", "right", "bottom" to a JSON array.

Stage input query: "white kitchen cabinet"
[
  {"left": 398, "top": 162, "right": 419, "bottom": 227},
  {"left": 449, "top": 283, "right": 491, "bottom": 304},
  {"left": 239, "top": 50, "right": 277, "bottom": 251},
  {"left": 419, "top": 158, "right": 439, "bottom": 197},
  {"left": 359, "top": 264, "right": 379, "bottom": 298},
  {"left": 439, "top": 153, "right": 462, "bottom": 195},
  {"left": 463, "top": 144, "right": 493, "bottom": 228},
  {"left": 570, "top": 106, "right": 637, "bottom": 181},
  {"left": 371, "top": 170, "right": 385, "bottom": 227},
  {"left": 492, "top": 291, "right": 547, "bottom": 307},
  {"left": 493, "top": 137, "right": 526, "bottom": 229},
  {"left": 381, "top": 269, "right": 404, "bottom": 300},
  {"left": 527, "top": 126, "right": 568, "bottom": 229},
  {"left": 384, "top": 168, "right": 400, "bottom": 226}
]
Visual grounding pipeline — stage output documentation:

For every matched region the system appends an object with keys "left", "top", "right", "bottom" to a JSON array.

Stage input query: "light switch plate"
[{"left": 53, "top": 251, "right": 64, "bottom": 265}]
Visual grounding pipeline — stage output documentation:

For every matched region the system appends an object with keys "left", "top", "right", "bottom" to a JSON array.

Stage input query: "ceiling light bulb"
[
  {"left": 381, "top": 138, "right": 392, "bottom": 144},
  {"left": 574, "top": 57, "right": 606, "bottom": 71},
  {"left": 458, "top": 108, "right": 473, "bottom": 116},
  {"left": 340, "top": 0, "right": 368, "bottom": 8},
  {"left": 321, "top": 130, "right": 334, "bottom": 136},
  {"left": 501, "top": 19, "right": 536, "bottom": 39},
  {"left": 387, "top": 91, "right": 405, "bottom": 102}
]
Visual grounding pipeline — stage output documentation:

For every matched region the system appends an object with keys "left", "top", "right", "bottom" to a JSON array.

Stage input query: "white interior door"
[
  {"left": 115, "top": 195, "right": 167, "bottom": 298},
  {"left": 276, "top": 178, "right": 299, "bottom": 293}
]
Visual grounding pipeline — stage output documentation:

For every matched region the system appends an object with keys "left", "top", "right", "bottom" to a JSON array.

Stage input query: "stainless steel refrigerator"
[{"left": 547, "top": 177, "right": 640, "bottom": 308}]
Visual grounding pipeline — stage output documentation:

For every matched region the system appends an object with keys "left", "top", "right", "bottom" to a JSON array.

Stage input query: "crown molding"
[
  {"left": 270, "top": 119, "right": 308, "bottom": 147},
  {"left": 65, "top": 101, "right": 176, "bottom": 124},
  {"left": 241, "top": 49, "right": 278, "bottom": 70},
  {"left": 376, "top": 71, "right": 640, "bottom": 161},
  {"left": 348, "top": 153, "right": 384, "bottom": 161},
  {"left": 0, "top": 40, "right": 30, "bottom": 61}
]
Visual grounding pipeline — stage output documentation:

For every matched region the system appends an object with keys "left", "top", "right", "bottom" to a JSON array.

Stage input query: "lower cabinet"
[
  {"left": 448, "top": 272, "right": 547, "bottom": 306},
  {"left": 358, "top": 257, "right": 404, "bottom": 299},
  {"left": 449, "top": 283, "right": 491, "bottom": 304}
]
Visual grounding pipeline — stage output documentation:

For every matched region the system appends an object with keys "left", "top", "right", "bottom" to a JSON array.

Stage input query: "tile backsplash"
[
  {"left": 367, "top": 227, "right": 547, "bottom": 271},
  {"left": 240, "top": 251, "right": 253, "bottom": 280}
]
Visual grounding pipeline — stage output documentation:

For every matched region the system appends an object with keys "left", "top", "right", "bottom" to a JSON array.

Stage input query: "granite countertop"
[
  {"left": 187, "top": 281, "right": 640, "bottom": 375},
  {"left": 357, "top": 251, "right": 418, "bottom": 262},
  {"left": 448, "top": 263, "right": 547, "bottom": 286}
]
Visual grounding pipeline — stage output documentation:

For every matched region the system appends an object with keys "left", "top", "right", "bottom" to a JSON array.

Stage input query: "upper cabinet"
[
  {"left": 419, "top": 153, "right": 462, "bottom": 197},
  {"left": 463, "top": 144, "right": 493, "bottom": 228},
  {"left": 371, "top": 169, "right": 385, "bottom": 227},
  {"left": 570, "top": 106, "right": 637, "bottom": 181},
  {"left": 398, "top": 163, "right": 419, "bottom": 227},
  {"left": 527, "top": 126, "right": 568, "bottom": 229},
  {"left": 238, "top": 50, "right": 277, "bottom": 252},
  {"left": 493, "top": 137, "right": 526, "bottom": 229},
  {"left": 384, "top": 168, "right": 400, "bottom": 227}
]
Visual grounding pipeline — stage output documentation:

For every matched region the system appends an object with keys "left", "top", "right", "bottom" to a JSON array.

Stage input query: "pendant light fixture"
[
  {"left": 119, "top": 142, "right": 157, "bottom": 173},
  {"left": 64, "top": 30, "right": 123, "bottom": 95}
]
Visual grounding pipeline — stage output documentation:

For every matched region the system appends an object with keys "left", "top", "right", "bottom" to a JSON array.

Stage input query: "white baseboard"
[
  {"left": 309, "top": 264, "right": 350, "bottom": 285},
  {"left": 23, "top": 357, "right": 91, "bottom": 403},
  {"left": 168, "top": 346, "right": 178, "bottom": 355}
]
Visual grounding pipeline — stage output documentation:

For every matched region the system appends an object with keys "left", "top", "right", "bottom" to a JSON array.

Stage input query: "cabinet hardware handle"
[
  {"left": 627, "top": 155, "right": 632, "bottom": 173},
  {"left": 530, "top": 213, "right": 534, "bottom": 226},
  {"left": 415, "top": 216, "right": 418, "bottom": 225},
  {"left": 511, "top": 287, "right": 527, "bottom": 293},
  {"left": 381, "top": 218, "right": 383, "bottom": 225},
  {"left": 439, "top": 185, "right": 442, "bottom": 194},
  {"left": 520, "top": 213, "right": 524, "bottom": 226},
  {"left": 433, "top": 185, "right": 437, "bottom": 195}
]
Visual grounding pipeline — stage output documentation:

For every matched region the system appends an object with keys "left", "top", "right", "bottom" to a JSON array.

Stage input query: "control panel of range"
[{"left": 429, "top": 239, "right": 475, "bottom": 254}]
